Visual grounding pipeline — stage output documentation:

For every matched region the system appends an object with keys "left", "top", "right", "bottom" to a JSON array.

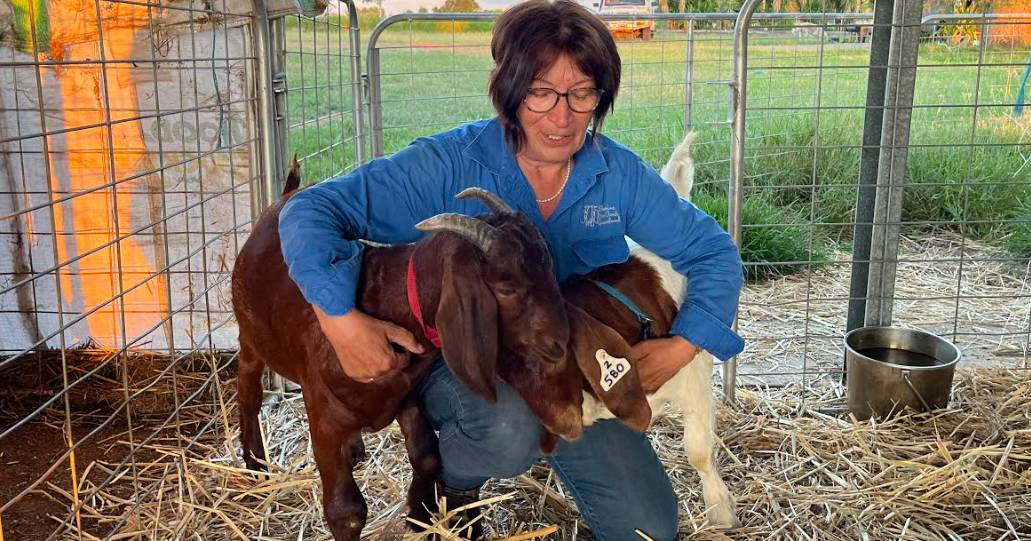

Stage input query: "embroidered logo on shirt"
[{"left": 582, "top": 205, "right": 621, "bottom": 227}]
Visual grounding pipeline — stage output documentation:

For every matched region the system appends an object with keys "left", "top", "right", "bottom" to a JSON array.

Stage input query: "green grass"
[
  {"left": 281, "top": 25, "right": 1031, "bottom": 279},
  {"left": 1006, "top": 200, "right": 1031, "bottom": 257},
  {"left": 693, "top": 191, "right": 829, "bottom": 282}
]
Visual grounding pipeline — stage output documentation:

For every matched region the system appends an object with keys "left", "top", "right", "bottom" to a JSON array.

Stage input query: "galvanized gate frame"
[
  {"left": 255, "top": 2, "right": 1031, "bottom": 400},
  {"left": 729, "top": 4, "right": 1031, "bottom": 400}
]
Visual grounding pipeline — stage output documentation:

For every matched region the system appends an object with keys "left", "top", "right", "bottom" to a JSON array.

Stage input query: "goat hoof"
[
  {"left": 408, "top": 484, "right": 485, "bottom": 539},
  {"left": 243, "top": 457, "right": 268, "bottom": 473},
  {"left": 406, "top": 493, "right": 436, "bottom": 531},
  {"left": 706, "top": 507, "right": 739, "bottom": 529},
  {"left": 405, "top": 477, "right": 440, "bottom": 532}
]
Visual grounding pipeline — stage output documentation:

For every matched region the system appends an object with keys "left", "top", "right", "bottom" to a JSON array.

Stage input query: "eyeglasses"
[{"left": 523, "top": 87, "right": 603, "bottom": 113}]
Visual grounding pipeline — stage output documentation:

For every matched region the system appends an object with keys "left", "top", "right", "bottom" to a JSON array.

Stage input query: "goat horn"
[
  {"left": 416, "top": 213, "right": 499, "bottom": 253},
  {"left": 456, "top": 187, "right": 515, "bottom": 216}
]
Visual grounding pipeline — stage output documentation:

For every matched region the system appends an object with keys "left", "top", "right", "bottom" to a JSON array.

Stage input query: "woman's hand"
[
  {"left": 631, "top": 336, "right": 699, "bottom": 393},
  {"left": 313, "top": 306, "right": 425, "bottom": 382}
]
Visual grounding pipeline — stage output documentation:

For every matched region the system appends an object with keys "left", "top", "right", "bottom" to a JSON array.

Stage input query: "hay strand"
[{"left": 35, "top": 368, "right": 1028, "bottom": 540}]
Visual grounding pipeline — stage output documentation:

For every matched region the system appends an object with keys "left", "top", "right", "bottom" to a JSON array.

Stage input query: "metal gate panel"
[
  {"left": 730, "top": 5, "right": 1031, "bottom": 402},
  {"left": 0, "top": 0, "right": 263, "bottom": 537}
]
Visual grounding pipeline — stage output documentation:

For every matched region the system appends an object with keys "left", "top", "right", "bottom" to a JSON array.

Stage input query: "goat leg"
[
  {"left": 237, "top": 343, "right": 268, "bottom": 472},
  {"left": 306, "top": 391, "right": 367, "bottom": 541},
  {"left": 675, "top": 355, "right": 738, "bottom": 528},
  {"left": 350, "top": 435, "right": 367, "bottom": 463},
  {"left": 395, "top": 396, "right": 441, "bottom": 530}
]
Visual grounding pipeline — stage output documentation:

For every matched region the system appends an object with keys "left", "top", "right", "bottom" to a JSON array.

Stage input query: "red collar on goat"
[{"left": 406, "top": 256, "right": 442, "bottom": 348}]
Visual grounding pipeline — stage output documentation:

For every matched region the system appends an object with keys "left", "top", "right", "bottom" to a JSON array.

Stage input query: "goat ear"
[
  {"left": 283, "top": 154, "right": 301, "bottom": 195},
  {"left": 435, "top": 259, "right": 498, "bottom": 403},
  {"left": 566, "top": 303, "right": 651, "bottom": 432}
]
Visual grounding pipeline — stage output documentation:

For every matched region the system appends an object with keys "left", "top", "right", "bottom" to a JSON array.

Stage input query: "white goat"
[{"left": 580, "top": 131, "right": 738, "bottom": 528}]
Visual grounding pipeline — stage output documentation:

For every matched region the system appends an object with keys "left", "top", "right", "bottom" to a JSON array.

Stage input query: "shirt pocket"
[{"left": 571, "top": 235, "right": 630, "bottom": 271}]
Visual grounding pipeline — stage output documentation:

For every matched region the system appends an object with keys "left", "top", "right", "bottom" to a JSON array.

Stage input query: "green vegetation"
[
  {"left": 692, "top": 191, "right": 830, "bottom": 282},
  {"left": 1006, "top": 200, "right": 1031, "bottom": 257},
  {"left": 281, "top": 25, "right": 1031, "bottom": 279}
]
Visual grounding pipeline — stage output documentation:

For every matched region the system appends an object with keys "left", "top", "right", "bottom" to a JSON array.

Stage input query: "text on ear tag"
[{"left": 595, "top": 349, "right": 630, "bottom": 392}]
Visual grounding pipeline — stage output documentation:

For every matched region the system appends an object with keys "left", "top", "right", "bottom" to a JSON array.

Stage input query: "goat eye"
[{"left": 495, "top": 286, "right": 519, "bottom": 297}]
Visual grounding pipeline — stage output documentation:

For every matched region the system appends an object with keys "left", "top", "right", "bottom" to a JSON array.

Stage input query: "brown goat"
[
  {"left": 510, "top": 299, "right": 656, "bottom": 458},
  {"left": 231, "top": 161, "right": 580, "bottom": 541}
]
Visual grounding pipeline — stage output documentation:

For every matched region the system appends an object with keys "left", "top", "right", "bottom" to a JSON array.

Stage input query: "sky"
[{"left": 345, "top": 0, "right": 520, "bottom": 15}]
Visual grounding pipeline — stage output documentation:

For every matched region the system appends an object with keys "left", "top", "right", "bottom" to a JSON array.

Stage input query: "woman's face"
[{"left": 516, "top": 54, "right": 595, "bottom": 165}]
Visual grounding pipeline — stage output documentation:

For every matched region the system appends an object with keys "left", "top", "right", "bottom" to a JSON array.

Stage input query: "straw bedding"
[
  {"left": 20, "top": 231, "right": 1029, "bottom": 539},
  {"left": 53, "top": 368, "right": 1030, "bottom": 540},
  {"left": 737, "top": 233, "right": 1031, "bottom": 386}
]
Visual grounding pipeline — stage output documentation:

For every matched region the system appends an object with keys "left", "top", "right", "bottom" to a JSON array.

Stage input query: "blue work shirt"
[{"left": 278, "top": 118, "right": 745, "bottom": 361}]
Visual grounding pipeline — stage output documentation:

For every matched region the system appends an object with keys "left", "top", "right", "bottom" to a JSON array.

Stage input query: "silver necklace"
[{"left": 535, "top": 157, "right": 573, "bottom": 204}]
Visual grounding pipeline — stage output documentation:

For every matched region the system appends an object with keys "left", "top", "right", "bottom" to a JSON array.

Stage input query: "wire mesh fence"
[
  {"left": 0, "top": 0, "right": 260, "bottom": 537},
  {"left": 365, "top": 13, "right": 721, "bottom": 170},
  {"left": 730, "top": 10, "right": 1031, "bottom": 396},
  {"left": 362, "top": 10, "right": 1030, "bottom": 398},
  {"left": 1, "top": 2, "right": 1030, "bottom": 538},
  {"left": 277, "top": 12, "right": 361, "bottom": 186}
]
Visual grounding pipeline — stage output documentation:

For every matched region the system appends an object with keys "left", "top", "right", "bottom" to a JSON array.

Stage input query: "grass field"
[{"left": 280, "top": 20, "right": 1031, "bottom": 276}]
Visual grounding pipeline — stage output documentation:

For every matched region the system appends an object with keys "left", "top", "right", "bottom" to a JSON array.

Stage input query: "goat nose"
[
  {"left": 560, "top": 426, "right": 583, "bottom": 442},
  {"left": 557, "top": 411, "right": 583, "bottom": 441}
]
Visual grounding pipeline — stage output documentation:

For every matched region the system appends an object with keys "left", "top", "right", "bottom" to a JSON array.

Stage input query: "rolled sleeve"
[
  {"left": 623, "top": 156, "right": 746, "bottom": 361},
  {"left": 670, "top": 303, "right": 744, "bottom": 361}
]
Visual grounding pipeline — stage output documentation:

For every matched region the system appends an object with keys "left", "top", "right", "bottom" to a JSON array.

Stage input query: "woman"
[{"left": 278, "top": 1, "right": 744, "bottom": 538}]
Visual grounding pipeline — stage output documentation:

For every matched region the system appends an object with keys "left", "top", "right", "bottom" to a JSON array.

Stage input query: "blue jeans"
[{"left": 417, "top": 359, "right": 679, "bottom": 541}]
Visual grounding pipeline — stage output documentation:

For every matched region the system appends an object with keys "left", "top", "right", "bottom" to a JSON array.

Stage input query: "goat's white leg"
[{"left": 675, "top": 354, "right": 738, "bottom": 528}]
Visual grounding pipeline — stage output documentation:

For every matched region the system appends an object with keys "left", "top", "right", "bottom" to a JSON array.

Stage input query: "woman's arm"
[
  {"left": 278, "top": 137, "right": 456, "bottom": 316},
  {"left": 276, "top": 137, "right": 456, "bottom": 379},
  {"left": 623, "top": 158, "right": 745, "bottom": 363}
]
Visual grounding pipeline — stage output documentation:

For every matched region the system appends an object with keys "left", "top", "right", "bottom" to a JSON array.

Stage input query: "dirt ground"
[{"left": 0, "top": 419, "right": 131, "bottom": 540}]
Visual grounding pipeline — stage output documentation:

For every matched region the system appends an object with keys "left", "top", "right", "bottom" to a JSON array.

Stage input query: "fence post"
[
  {"left": 366, "top": 49, "right": 383, "bottom": 158},
  {"left": 728, "top": 0, "right": 765, "bottom": 404},
  {"left": 365, "top": 19, "right": 385, "bottom": 159},
  {"left": 270, "top": 16, "right": 289, "bottom": 195},
  {"left": 846, "top": 0, "right": 895, "bottom": 343},
  {"left": 345, "top": 0, "right": 367, "bottom": 164},
  {"left": 684, "top": 19, "right": 695, "bottom": 131},
  {"left": 252, "top": 1, "right": 287, "bottom": 396},
  {"left": 866, "top": 0, "right": 923, "bottom": 327},
  {"left": 253, "top": 0, "right": 279, "bottom": 215}
]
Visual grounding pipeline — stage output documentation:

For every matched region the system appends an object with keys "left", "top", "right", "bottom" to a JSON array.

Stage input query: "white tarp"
[{"left": 1, "top": 0, "right": 260, "bottom": 353}]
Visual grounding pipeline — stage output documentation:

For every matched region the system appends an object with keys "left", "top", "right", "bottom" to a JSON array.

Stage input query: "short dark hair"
[{"left": 489, "top": 0, "right": 621, "bottom": 151}]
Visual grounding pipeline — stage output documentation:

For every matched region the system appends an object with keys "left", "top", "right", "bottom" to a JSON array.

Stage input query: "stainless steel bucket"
[{"left": 844, "top": 326, "right": 961, "bottom": 420}]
